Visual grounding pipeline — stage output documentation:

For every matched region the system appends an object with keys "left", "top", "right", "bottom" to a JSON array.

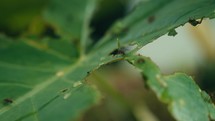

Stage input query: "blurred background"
[{"left": 0, "top": 0, "right": 214, "bottom": 121}]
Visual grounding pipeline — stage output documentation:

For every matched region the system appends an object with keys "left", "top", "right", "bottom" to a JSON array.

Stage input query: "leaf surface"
[
  {"left": 0, "top": 36, "right": 106, "bottom": 121},
  {"left": 126, "top": 55, "right": 215, "bottom": 121}
]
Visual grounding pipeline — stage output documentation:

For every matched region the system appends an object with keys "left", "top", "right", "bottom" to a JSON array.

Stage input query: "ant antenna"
[{"left": 117, "top": 38, "right": 120, "bottom": 49}]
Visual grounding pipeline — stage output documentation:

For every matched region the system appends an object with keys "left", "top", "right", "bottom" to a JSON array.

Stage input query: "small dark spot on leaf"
[
  {"left": 142, "top": 74, "right": 148, "bottom": 81},
  {"left": 3, "top": 98, "right": 13, "bottom": 105},
  {"left": 137, "top": 58, "right": 145, "bottom": 63},
  {"left": 188, "top": 18, "right": 203, "bottom": 26},
  {"left": 87, "top": 71, "right": 92, "bottom": 76},
  {"left": 61, "top": 88, "right": 69, "bottom": 93},
  {"left": 168, "top": 29, "right": 178, "bottom": 36},
  {"left": 148, "top": 16, "right": 155, "bottom": 23}
]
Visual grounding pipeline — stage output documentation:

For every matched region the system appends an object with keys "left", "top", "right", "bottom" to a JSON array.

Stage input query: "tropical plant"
[{"left": 0, "top": 0, "right": 215, "bottom": 121}]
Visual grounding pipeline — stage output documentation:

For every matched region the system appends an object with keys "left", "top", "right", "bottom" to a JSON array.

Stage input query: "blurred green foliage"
[{"left": 0, "top": 0, "right": 48, "bottom": 35}]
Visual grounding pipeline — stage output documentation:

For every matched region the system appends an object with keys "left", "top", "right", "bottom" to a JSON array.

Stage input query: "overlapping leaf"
[
  {"left": 125, "top": 55, "right": 215, "bottom": 121},
  {"left": 92, "top": 0, "right": 215, "bottom": 53}
]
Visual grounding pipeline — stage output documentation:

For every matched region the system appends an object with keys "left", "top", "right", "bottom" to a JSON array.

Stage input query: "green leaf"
[
  {"left": 93, "top": 0, "right": 215, "bottom": 52},
  {"left": 0, "top": 0, "right": 48, "bottom": 32},
  {"left": 125, "top": 55, "right": 215, "bottom": 121}
]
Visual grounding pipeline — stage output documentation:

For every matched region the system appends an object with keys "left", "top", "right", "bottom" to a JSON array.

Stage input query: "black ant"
[
  {"left": 148, "top": 16, "right": 155, "bottom": 23},
  {"left": 110, "top": 48, "right": 125, "bottom": 56}
]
